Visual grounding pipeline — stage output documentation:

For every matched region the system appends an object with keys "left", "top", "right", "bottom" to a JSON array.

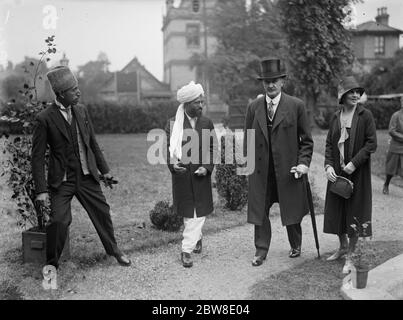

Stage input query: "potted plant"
[
  {"left": 349, "top": 217, "right": 373, "bottom": 289},
  {"left": 1, "top": 36, "right": 70, "bottom": 264}
]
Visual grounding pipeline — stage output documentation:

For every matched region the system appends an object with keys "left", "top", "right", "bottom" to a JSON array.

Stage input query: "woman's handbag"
[{"left": 329, "top": 176, "right": 354, "bottom": 199}]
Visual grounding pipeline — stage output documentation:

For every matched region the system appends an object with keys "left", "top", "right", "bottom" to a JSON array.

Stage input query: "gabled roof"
[{"left": 353, "top": 21, "right": 403, "bottom": 34}]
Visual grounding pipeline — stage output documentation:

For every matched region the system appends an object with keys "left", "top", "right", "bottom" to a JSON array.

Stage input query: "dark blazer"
[
  {"left": 32, "top": 103, "right": 109, "bottom": 194},
  {"left": 244, "top": 93, "right": 313, "bottom": 226},
  {"left": 324, "top": 104, "right": 377, "bottom": 236},
  {"left": 165, "top": 115, "right": 217, "bottom": 218}
]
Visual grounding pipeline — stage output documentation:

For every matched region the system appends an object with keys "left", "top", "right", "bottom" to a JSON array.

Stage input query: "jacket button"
[
  {"left": 260, "top": 144, "right": 263, "bottom": 147},
  {"left": 257, "top": 170, "right": 260, "bottom": 174},
  {"left": 259, "top": 157, "right": 262, "bottom": 161}
]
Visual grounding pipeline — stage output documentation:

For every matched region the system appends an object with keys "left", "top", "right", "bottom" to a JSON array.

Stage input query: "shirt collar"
[
  {"left": 55, "top": 99, "right": 70, "bottom": 110},
  {"left": 266, "top": 92, "right": 281, "bottom": 105}
]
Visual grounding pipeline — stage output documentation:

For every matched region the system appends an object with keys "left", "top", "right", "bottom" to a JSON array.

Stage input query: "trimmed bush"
[
  {"left": 215, "top": 135, "right": 248, "bottom": 210},
  {"left": 149, "top": 200, "right": 183, "bottom": 232},
  {"left": 313, "top": 100, "right": 401, "bottom": 130}
]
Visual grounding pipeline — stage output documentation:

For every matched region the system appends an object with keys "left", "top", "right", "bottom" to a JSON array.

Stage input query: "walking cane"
[{"left": 305, "top": 175, "right": 321, "bottom": 258}]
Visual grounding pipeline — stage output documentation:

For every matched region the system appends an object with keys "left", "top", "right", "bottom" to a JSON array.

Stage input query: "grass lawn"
[{"left": 248, "top": 240, "right": 403, "bottom": 300}]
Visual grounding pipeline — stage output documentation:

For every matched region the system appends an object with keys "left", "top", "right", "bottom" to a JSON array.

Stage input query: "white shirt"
[
  {"left": 265, "top": 92, "right": 282, "bottom": 118},
  {"left": 55, "top": 99, "right": 71, "bottom": 122}
]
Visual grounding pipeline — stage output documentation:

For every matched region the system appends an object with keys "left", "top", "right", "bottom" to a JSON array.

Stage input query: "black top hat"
[{"left": 257, "top": 57, "right": 287, "bottom": 80}]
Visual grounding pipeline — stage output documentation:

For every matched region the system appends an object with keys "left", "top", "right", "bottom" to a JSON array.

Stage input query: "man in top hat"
[
  {"left": 32, "top": 66, "right": 131, "bottom": 276},
  {"left": 165, "top": 81, "right": 217, "bottom": 268},
  {"left": 243, "top": 57, "right": 313, "bottom": 266}
]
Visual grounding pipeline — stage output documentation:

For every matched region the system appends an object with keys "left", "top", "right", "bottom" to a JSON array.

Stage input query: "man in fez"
[
  {"left": 32, "top": 66, "right": 131, "bottom": 278},
  {"left": 244, "top": 57, "right": 313, "bottom": 266},
  {"left": 165, "top": 81, "right": 217, "bottom": 268}
]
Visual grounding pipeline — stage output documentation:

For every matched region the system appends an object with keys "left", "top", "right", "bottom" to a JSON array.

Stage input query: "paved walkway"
[{"left": 12, "top": 150, "right": 401, "bottom": 300}]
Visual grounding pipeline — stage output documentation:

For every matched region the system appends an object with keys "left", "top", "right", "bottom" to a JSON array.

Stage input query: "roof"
[{"left": 352, "top": 21, "right": 403, "bottom": 34}]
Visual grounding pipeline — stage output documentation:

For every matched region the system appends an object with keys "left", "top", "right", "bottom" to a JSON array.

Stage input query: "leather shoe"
[
  {"left": 115, "top": 254, "right": 131, "bottom": 267},
  {"left": 181, "top": 252, "right": 193, "bottom": 268},
  {"left": 289, "top": 247, "right": 301, "bottom": 258},
  {"left": 383, "top": 184, "right": 389, "bottom": 195},
  {"left": 252, "top": 255, "right": 266, "bottom": 266},
  {"left": 193, "top": 239, "right": 202, "bottom": 254},
  {"left": 326, "top": 248, "right": 348, "bottom": 261}
]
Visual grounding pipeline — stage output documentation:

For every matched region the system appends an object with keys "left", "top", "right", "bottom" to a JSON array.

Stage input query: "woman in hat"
[
  {"left": 383, "top": 96, "right": 403, "bottom": 195},
  {"left": 323, "top": 76, "right": 377, "bottom": 273}
]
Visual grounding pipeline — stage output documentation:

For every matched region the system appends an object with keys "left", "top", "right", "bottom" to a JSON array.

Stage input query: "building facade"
[
  {"left": 100, "top": 57, "right": 172, "bottom": 105},
  {"left": 162, "top": 0, "right": 227, "bottom": 121},
  {"left": 352, "top": 7, "right": 403, "bottom": 72}
]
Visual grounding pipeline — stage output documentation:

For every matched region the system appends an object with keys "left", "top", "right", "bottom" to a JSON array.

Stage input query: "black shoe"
[
  {"left": 383, "top": 184, "right": 389, "bottom": 195},
  {"left": 252, "top": 255, "right": 266, "bottom": 266},
  {"left": 115, "top": 254, "right": 131, "bottom": 267},
  {"left": 181, "top": 252, "right": 193, "bottom": 268},
  {"left": 193, "top": 239, "right": 202, "bottom": 254},
  {"left": 289, "top": 247, "right": 301, "bottom": 258}
]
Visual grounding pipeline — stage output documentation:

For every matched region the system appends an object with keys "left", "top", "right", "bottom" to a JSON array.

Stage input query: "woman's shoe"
[
  {"left": 326, "top": 248, "right": 348, "bottom": 261},
  {"left": 342, "top": 258, "right": 354, "bottom": 274}
]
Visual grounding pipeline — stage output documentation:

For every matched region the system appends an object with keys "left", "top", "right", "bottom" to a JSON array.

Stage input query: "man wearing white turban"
[{"left": 165, "top": 81, "right": 217, "bottom": 268}]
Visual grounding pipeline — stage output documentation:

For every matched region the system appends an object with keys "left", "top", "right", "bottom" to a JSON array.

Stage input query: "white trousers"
[{"left": 181, "top": 210, "right": 206, "bottom": 253}]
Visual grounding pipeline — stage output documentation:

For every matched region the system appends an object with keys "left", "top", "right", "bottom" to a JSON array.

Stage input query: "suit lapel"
[
  {"left": 49, "top": 103, "right": 70, "bottom": 142},
  {"left": 256, "top": 99, "right": 269, "bottom": 144},
  {"left": 272, "top": 94, "right": 287, "bottom": 131},
  {"left": 72, "top": 105, "right": 90, "bottom": 147}
]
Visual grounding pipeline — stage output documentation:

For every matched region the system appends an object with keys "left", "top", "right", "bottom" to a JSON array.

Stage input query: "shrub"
[
  {"left": 215, "top": 134, "right": 248, "bottom": 210},
  {"left": 149, "top": 200, "right": 183, "bottom": 232},
  {"left": 313, "top": 100, "right": 400, "bottom": 130}
]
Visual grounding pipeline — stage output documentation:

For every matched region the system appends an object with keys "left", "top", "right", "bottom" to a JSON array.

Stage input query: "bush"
[
  {"left": 215, "top": 135, "right": 248, "bottom": 210},
  {"left": 313, "top": 100, "right": 401, "bottom": 130},
  {"left": 149, "top": 200, "right": 183, "bottom": 232}
]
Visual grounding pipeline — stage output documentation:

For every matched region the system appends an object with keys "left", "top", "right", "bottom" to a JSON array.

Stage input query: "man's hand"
[
  {"left": 343, "top": 162, "right": 356, "bottom": 175},
  {"left": 290, "top": 164, "right": 308, "bottom": 179},
  {"left": 100, "top": 173, "right": 118, "bottom": 189},
  {"left": 194, "top": 167, "right": 207, "bottom": 176},
  {"left": 103, "top": 173, "right": 113, "bottom": 180},
  {"left": 35, "top": 192, "right": 49, "bottom": 204},
  {"left": 325, "top": 166, "right": 337, "bottom": 183},
  {"left": 173, "top": 163, "right": 187, "bottom": 174}
]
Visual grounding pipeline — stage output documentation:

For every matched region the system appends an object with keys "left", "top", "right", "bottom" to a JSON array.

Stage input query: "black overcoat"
[
  {"left": 323, "top": 104, "right": 377, "bottom": 237},
  {"left": 244, "top": 93, "right": 313, "bottom": 226},
  {"left": 165, "top": 116, "right": 217, "bottom": 218}
]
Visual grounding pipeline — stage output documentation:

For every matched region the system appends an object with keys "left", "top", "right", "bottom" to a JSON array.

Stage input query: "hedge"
[
  {"left": 314, "top": 100, "right": 401, "bottom": 130},
  {"left": 1, "top": 100, "right": 179, "bottom": 134}
]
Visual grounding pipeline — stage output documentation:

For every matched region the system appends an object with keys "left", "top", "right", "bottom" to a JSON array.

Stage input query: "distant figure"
[
  {"left": 32, "top": 66, "right": 131, "bottom": 280},
  {"left": 383, "top": 96, "right": 403, "bottom": 195},
  {"left": 243, "top": 57, "right": 313, "bottom": 267},
  {"left": 165, "top": 81, "right": 217, "bottom": 268},
  {"left": 323, "top": 76, "right": 377, "bottom": 274}
]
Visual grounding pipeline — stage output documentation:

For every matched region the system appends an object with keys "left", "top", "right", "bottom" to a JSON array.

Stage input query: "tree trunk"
[{"left": 305, "top": 91, "right": 318, "bottom": 129}]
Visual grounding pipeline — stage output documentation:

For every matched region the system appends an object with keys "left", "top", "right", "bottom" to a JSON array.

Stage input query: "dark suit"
[
  {"left": 32, "top": 102, "right": 120, "bottom": 267},
  {"left": 244, "top": 93, "right": 313, "bottom": 256}
]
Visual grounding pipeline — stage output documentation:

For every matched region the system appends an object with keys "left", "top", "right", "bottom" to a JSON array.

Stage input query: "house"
[
  {"left": 351, "top": 7, "right": 403, "bottom": 72},
  {"left": 99, "top": 57, "right": 172, "bottom": 105},
  {"left": 162, "top": 0, "right": 228, "bottom": 121}
]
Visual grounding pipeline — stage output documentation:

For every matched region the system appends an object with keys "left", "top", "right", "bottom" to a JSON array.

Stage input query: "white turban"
[{"left": 169, "top": 81, "right": 204, "bottom": 161}]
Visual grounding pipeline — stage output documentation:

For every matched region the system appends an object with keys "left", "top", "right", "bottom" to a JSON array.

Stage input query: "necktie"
[
  {"left": 267, "top": 101, "right": 274, "bottom": 121},
  {"left": 62, "top": 107, "right": 72, "bottom": 125}
]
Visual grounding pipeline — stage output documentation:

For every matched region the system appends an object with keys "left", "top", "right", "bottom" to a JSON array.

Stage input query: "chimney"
[{"left": 375, "top": 7, "right": 389, "bottom": 26}]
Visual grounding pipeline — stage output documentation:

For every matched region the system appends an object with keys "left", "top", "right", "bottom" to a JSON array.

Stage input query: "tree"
[
  {"left": 277, "top": 0, "right": 360, "bottom": 125},
  {"left": 207, "top": 0, "right": 285, "bottom": 103},
  {"left": 359, "top": 48, "right": 403, "bottom": 95},
  {"left": 77, "top": 52, "right": 112, "bottom": 102}
]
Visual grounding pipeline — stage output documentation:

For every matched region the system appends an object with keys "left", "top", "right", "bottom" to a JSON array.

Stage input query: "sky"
[{"left": 0, "top": 0, "right": 402, "bottom": 82}]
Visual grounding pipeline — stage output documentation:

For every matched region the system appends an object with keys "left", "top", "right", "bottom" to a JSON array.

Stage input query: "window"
[
  {"left": 186, "top": 24, "right": 200, "bottom": 47},
  {"left": 375, "top": 36, "right": 385, "bottom": 55}
]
